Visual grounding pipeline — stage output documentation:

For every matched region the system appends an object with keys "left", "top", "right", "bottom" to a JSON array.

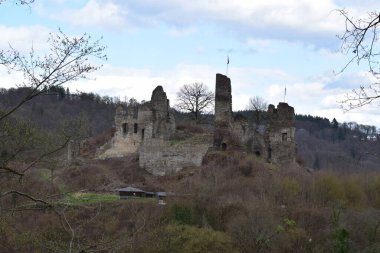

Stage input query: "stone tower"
[
  {"left": 150, "top": 86, "right": 174, "bottom": 139},
  {"left": 97, "top": 86, "right": 176, "bottom": 158},
  {"left": 264, "top": 102, "right": 296, "bottom": 165},
  {"left": 213, "top": 73, "right": 233, "bottom": 150}
]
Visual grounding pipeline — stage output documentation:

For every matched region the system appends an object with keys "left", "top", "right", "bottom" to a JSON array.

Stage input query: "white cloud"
[
  {"left": 118, "top": 0, "right": 349, "bottom": 46},
  {"left": 0, "top": 25, "right": 50, "bottom": 52},
  {"left": 55, "top": 0, "right": 126, "bottom": 30},
  {"left": 45, "top": 0, "right": 357, "bottom": 46}
]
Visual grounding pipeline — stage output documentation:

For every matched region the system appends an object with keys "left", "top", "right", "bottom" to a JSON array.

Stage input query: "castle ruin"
[
  {"left": 97, "top": 73, "right": 296, "bottom": 175},
  {"left": 97, "top": 86, "right": 209, "bottom": 175},
  {"left": 98, "top": 86, "right": 176, "bottom": 157},
  {"left": 265, "top": 103, "right": 296, "bottom": 164},
  {"left": 212, "top": 73, "right": 296, "bottom": 164}
]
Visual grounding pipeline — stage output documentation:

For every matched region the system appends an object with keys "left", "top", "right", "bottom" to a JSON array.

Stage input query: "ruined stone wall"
[
  {"left": 97, "top": 74, "right": 297, "bottom": 174},
  {"left": 214, "top": 74, "right": 232, "bottom": 123},
  {"left": 151, "top": 86, "right": 175, "bottom": 139},
  {"left": 213, "top": 74, "right": 254, "bottom": 150},
  {"left": 213, "top": 73, "right": 233, "bottom": 149},
  {"left": 97, "top": 86, "right": 175, "bottom": 159},
  {"left": 231, "top": 115, "right": 251, "bottom": 145},
  {"left": 139, "top": 140, "right": 210, "bottom": 176},
  {"left": 265, "top": 103, "right": 296, "bottom": 165}
]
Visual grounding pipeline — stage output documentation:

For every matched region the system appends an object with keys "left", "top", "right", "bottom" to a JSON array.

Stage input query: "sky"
[{"left": 1, "top": 0, "right": 380, "bottom": 126}]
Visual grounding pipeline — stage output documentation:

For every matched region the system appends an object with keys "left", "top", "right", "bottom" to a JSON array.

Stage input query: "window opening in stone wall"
[
  {"left": 255, "top": 151, "right": 261, "bottom": 157},
  {"left": 282, "top": 132, "right": 287, "bottom": 141},
  {"left": 134, "top": 123, "right": 138, "bottom": 133},
  {"left": 122, "top": 123, "right": 128, "bottom": 134},
  {"left": 221, "top": 143, "right": 227, "bottom": 151},
  {"left": 142, "top": 129, "right": 145, "bottom": 140}
]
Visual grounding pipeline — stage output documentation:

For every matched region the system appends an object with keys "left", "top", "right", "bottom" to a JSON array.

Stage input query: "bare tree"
[
  {"left": 176, "top": 82, "right": 214, "bottom": 122},
  {"left": 0, "top": 29, "right": 106, "bottom": 207},
  {"left": 338, "top": 9, "right": 380, "bottom": 110},
  {"left": 0, "top": 2, "right": 110, "bottom": 252},
  {"left": 0, "top": 29, "right": 106, "bottom": 121},
  {"left": 247, "top": 96, "right": 268, "bottom": 128}
]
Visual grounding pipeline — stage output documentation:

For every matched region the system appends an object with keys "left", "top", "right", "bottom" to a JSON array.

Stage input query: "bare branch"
[
  {"left": 247, "top": 96, "right": 268, "bottom": 127},
  {"left": 0, "top": 190, "right": 52, "bottom": 207},
  {"left": 337, "top": 9, "right": 380, "bottom": 110},
  {"left": 0, "top": 29, "right": 106, "bottom": 122}
]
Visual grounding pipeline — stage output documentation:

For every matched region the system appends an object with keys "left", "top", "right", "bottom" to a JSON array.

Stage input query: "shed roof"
[{"left": 118, "top": 186, "right": 145, "bottom": 193}]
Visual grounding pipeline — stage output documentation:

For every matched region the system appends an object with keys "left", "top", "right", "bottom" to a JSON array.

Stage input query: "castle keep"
[{"left": 97, "top": 73, "right": 296, "bottom": 175}]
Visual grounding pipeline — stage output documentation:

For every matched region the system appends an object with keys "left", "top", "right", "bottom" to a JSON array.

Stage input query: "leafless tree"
[
  {"left": 176, "top": 82, "right": 214, "bottom": 122},
  {"left": 247, "top": 96, "right": 268, "bottom": 128},
  {"left": 338, "top": 9, "right": 380, "bottom": 110},
  {"left": 0, "top": 29, "right": 106, "bottom": 121},
  {"left": 0, "top": 29, "right": 106, "bottom": 207}
]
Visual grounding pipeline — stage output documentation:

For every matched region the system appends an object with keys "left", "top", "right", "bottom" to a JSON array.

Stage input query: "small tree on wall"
[
  {"left": 175, "top": 82, "right": 214, "bottom": 123},
  {"left": 247, "top": 96, "right": 268, "bottom": 129}
]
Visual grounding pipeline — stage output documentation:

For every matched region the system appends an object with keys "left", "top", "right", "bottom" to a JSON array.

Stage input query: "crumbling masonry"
[
  {"left": 97, "top": 86, "right": 209, "bottom": 176},
  {"left": 97, "top": 73, "right": 296, "bottom": 175},
  {"left": 213, "top": 73, "right": 296, "bottom": 165}
]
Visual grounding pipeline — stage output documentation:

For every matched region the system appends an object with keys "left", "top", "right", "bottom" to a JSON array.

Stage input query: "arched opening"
[{"left": 221, "top": 143, "right": 227, "bottom": 151}]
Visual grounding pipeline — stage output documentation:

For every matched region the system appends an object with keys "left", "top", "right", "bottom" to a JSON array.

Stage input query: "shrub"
[
  {"left": 342, "top": 179, "right": 366, "bottom": 208},
  {"left": 282, "top": 177, "right": 301, "bottom": 198},
  {"left": 238, "top": 159, "right": 253, "bottom": 176},
  {"left": 159, "top": 224, "right": 238, "bottom": 253},
  {"left": 170, "top": 203, "right": 194, "bottom": 225},
  {"left": 316, "top": 173, "right": 346, "bottom": 204}
]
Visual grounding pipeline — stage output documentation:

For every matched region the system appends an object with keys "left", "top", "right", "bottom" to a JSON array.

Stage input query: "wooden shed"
[{"left": 118, "top": 186, "right": 146, "bottom": 199}]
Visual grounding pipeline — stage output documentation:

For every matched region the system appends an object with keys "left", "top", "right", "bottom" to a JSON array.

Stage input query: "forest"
[{"left": 1, "top": 87, "right": 379, "bottom": 252}]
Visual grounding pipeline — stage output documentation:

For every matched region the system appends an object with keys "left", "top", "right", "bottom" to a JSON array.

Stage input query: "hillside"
[
  {"left": 1, "top": 87, "right": 378, "bottom": 172},
  {"left": 1, "top": 87, "right": 380, "bottom": 252}
]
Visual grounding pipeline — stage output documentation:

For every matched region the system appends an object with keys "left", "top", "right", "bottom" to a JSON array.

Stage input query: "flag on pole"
[{"left": 227, "top": 56, "right": 229, "bottom": 65}]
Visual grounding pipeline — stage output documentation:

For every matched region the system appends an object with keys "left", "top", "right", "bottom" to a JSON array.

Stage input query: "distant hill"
[{"left": 0, "top": 87, "right": 118, "bottom": 136}]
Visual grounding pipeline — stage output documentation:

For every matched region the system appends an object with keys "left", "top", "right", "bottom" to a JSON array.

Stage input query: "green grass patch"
[{"left": 62, "top": 192, "right": 119, "bottom": 205}]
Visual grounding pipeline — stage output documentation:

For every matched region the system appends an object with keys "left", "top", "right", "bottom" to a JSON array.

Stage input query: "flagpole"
[
  {"left": 226, "top": 55, "right": 229, "bottom": 76},
  {"left": 284, "top": 85, "right": 287, "bottom": 102}
]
